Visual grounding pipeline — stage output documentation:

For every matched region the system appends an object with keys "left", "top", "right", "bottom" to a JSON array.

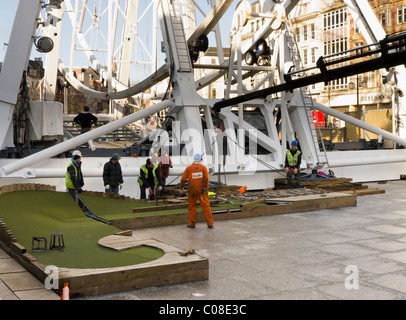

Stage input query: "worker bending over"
[
  {"left": 180, "top": 154, "right": 213, "bottom": 229},
  {"left": 138, "top": 158, "right": 163, "bottom": 200},
  {"left": 285, "top": 140, "right": 302, "bottom": 189}
]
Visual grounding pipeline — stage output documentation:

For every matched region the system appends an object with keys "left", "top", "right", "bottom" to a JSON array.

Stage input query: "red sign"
[{"left": 311, "top": 111, "right": 325, "bottom": 127}]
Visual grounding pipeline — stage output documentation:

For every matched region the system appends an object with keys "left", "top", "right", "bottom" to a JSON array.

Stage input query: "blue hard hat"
[
  {"left": 291, "top": 140, "right": 298, "bottom": 146},
  {"left": 193, "top": 153, "right": 202, "bottom": 161}
]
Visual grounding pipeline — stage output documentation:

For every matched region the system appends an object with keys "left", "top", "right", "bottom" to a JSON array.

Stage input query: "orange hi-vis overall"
[{"left": 180, "top": 163, "right": 213, "bottom": 227}]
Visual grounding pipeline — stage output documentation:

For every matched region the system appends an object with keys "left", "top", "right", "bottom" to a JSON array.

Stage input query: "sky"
[
  {"left": 0, "top": 0, "right": 236, "bottom": 83},
  {"left": 0, "top": 1, "right": 19, "bottom": 63}
]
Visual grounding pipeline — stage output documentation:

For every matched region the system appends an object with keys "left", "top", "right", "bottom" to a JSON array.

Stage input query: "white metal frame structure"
[{"left": 1, "top": 0, "right": 406, "bottom": 198}]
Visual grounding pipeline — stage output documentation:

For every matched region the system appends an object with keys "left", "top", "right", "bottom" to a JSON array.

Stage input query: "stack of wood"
[
  {"left": 0, "top": 183, "right": 56, "bottom": 194},
  {"left": 274, "top": 177, "right": 384, "bottom": 195},
  {"left": 229, "top": 188, "right": 327, "bottom": 203}
]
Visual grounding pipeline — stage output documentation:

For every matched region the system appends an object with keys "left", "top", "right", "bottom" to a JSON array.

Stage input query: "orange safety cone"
[{"left": 61, "top": 282, "right": 70, "bottom": 300}]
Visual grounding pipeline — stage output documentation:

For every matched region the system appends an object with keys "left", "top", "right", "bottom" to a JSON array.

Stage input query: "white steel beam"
[
  {"left": 0, "top": 99, "right": 173, "bottom": 176},
  {"left": 0, "top": 0, "right": 42, "bottom": 150},
  {"left": 315, "top": 102, "right": 406, "bottom": 147}
]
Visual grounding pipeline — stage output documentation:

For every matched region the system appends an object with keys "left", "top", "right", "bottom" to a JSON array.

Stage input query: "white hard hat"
[{"left": 72, "top": 150, "right": 82, "bottom": 157}]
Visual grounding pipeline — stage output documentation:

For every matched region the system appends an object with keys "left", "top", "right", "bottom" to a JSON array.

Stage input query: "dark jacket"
[
  {"left": 103, "top": 159, "right": 124, "bottom": 187},
  {"left": 139, "top": 165, "right": 163, "bottom": 189},
  {"left": 74, "top": 112, "right": 98, "bottom": 129}
]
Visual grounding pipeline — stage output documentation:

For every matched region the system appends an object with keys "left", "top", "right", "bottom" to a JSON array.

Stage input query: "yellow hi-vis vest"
[
  {"left": 66, "top": 162, "right": 78, "bottom": 189},
  {"left": 137, "top": 163, "right": 159, "bottom": 187},
  {"left": 286, "top": 150, "right": 301, "bottom": 170}
]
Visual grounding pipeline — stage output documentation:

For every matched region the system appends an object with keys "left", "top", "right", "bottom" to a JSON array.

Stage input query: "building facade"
[{"left": 291, "top": 0, "right": 406, "bottom": 144}]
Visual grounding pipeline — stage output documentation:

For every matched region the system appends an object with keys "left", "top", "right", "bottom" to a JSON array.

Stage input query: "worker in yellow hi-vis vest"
[
  {"left": 66, "top": 150, "right": 84, "bottom": 199},
  {"left": 137, "top": 158, "right": 163, "bottom": 200},
  {"left": 285, "top": 140, "right": 302, "bottom": 189}
]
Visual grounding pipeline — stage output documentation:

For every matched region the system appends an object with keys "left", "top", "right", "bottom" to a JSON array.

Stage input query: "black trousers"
[{"left": 140, "top": 185, "right": 161, "bottom": 200}]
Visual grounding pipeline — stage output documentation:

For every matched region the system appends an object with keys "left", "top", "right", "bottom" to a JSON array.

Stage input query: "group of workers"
[
  {"left": 68, "top": 106, "right": 301, "bottom": 227},
  {"left": 65, "top": 148, "right": 214, "bottom": 229}
]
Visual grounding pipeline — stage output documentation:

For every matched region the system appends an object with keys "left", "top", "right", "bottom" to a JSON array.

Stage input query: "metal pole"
[
  {"left": 315, "top": 102, "right": 406, "bottom": 147},
  {"left": 0, "top": 99, "right": 174, "bottom": 176}
]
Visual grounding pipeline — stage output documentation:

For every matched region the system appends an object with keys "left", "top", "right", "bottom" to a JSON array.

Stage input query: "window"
[
  {"left": 355, "top": 41, "right": 363, "bottom": 54},
  {"left": 311, "top": 47, "right": 317, "bottom": 64},
  {"left": 398, "top": 7, "right": 406, "bottom": 24},
  {"left": 303, "top": 48, "right": 308, "bottom": 65},
  {"left": 323, "top": 37, "right": 349, "bottom": 90},
  {"left": 303, "top": 25, "right": 308, "bottom": 41},
  {"left": 326, "top": 38, "right": 348, "bottom": 55},
  {"left": 387, "top": 9, "right": 391, "bottom": 26},
  {"left": 296, "top": 27, "right": 300, "bottom": 42},
  {"left": 311, "top": 24, "right": 315, "bottom": 39},
  {"left": 404, "top": 7, "right": 406, "bottom": 23},
  {"left": 354, "top": 21, "right": 360, "bottom": 33},
  {"left": 380, "top": 10, "right": 386, "bottom": 26},
  {"left": 324, "top": 8, "right": 347, "bottom": 30},
  {"left": 367, "top": 71, "right": 377, "bottom": 88}
]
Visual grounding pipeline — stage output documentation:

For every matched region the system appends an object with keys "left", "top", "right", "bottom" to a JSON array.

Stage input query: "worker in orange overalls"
[{"left": 180, "top": 154, "right": 213, "bottom": 229}]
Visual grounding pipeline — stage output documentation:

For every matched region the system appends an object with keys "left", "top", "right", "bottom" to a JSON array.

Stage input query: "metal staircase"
[
  {"left": 166, "top": 0, "right": 192, "bottom": 72},
  {"left": 63, "top": 120, "right": 142, "bottom": 142},
  {"left": 285, "top": 24, "right": 329, "bottom": 169}
]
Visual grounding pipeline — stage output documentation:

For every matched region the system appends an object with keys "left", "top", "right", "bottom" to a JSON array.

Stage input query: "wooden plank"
[
  {"left": 240, "top": 198, "right": 265, "bottom": 208},
  {"left": 133, "top": 203, "right": 188, "bottom": 213},
  {"left": 341, "top": 188, "right": 385, "bottom": 196},
  {"left": 132, "top": 200, "right": 219, "bottom": 213}
]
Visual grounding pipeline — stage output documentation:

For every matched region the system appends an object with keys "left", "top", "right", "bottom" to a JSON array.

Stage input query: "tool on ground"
[
  {"left": 287, "top": 168, "right": 295, "bottom": 178},
  {"left": 239, "top": 186, "right": 247, "bottom": 193},
  {"left": 178, "top": 249, "right": 196, "bottom": 256}
]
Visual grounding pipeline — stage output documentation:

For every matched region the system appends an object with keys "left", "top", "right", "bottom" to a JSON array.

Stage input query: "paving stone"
[
  {"left": 14, "top": 288, "right": 60, "bottom": 300},
  {"left": 0, "top": 272, "right": 44, "bottom": 291},
  {"left": 365, "top": 272, "right": 406, "bottom": 295},
  {"left": 366, "top": 224, "right": 406, "bottom": 235},
  {"left": 318, "top": 242, "right": 382, "bottom": 258},
  {"left": 0, "top": 279, "right": 18, "bottom": 300},
  {"left": 0, "top": 258, "right": 26, "bottom": 274},
  {"left": 380, "top": 251, "right": 406, "bottom": 264},
  {"left": 314, "top": 282, "right": 404, "bottom": 300},
  {"left": 337, "top": 255, "right": 405, "bottom": 275},
  {"left": 354, "top": 238, "right": 406, "bottom": 252}
]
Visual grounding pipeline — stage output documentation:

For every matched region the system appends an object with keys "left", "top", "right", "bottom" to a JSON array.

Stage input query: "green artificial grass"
[
  {"left": 0, "top": 191, "right": 163, "bottom": 269},
  {"left": 79, "top": 193, "right": 244, "bottom": 220}
]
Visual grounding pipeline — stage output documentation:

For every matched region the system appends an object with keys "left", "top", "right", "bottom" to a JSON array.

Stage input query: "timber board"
[{"left": 109, "top": 192, "right": 357, "bottom": 229}]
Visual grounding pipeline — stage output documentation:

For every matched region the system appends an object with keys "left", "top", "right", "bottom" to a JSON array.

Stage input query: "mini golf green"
[{"left": 0, "top": 190, "right": 163, "bottom": 269}]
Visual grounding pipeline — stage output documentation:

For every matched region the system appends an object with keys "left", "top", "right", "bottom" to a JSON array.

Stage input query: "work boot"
[
  {"left": 187, "top": 224, "right": 195, "bottom": 229},
  {"left": 208, "top": 225, "right": 213, "bottom": 229}
]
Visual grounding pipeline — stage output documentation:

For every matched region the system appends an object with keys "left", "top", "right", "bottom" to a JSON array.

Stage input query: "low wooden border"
[{"left": 109, "top": 192, "right": 357, "bottom": 229}]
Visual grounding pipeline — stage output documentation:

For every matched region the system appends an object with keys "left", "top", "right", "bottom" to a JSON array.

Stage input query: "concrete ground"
[
  {"left": 82, "top": 180, "right": 406, "bottom": 300},
  {"left": 2, "top": 180, "right": 406, "bottom": 300}
]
